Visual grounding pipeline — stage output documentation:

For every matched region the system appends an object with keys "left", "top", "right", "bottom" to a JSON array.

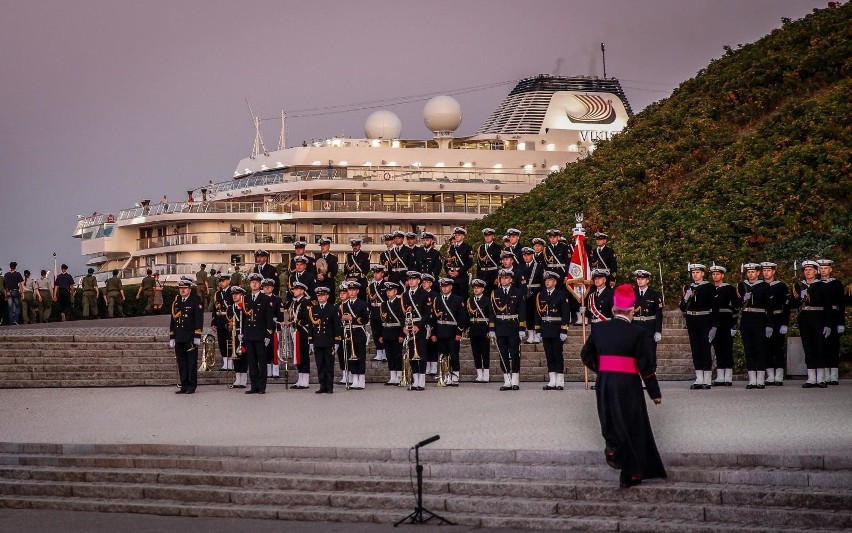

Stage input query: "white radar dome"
[
  {"left": 423, "top": 95, "right": 462, "bottom": 133},
  {"left": 364, "top": 110, "right": 402, "bottom": 139}
]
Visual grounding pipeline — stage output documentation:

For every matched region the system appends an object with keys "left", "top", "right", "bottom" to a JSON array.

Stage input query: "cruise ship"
[{"left": 73, "top": 75, "right": 632, "bottom": 283}]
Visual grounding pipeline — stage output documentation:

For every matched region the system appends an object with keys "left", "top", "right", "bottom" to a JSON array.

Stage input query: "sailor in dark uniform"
[
  {"left": 253, "top": 250, "right": 279, "bottom": 293},
  {"left": 467, "top": 279, "right": 492, "bottom": 383},
  {"left": 243, "top": 273, "right": 274, "bottom": 394},
  {"left": 680, "top": 264, "right": 715, "bottom": 390},
  {"left": 761, "top": 262, "right": 790, "bottom": 385},
  {"left": 379, "top": 233, "right": 394, "bottom": 274},
  {"left": 420, "top": 274, "right": 440, "bottom": 376},
  {"left": 631, "top": 270, "right": 663, "bottom": 360},
  {"left": 536, "top": 271, "right": 570, "bottom": 390},
  {"left": 262, "top": 278, "right": 286, "bottom": 379},
  {"left": 414, "top": 232, "right": 442, "bottom": 280},
  {"left": 340, "top": 281, "right": 371, "bottom": 390},
  {"left": 227, "top": 286, "right": 249, "bottom": 389},
  {"left": 431, "top": 277, "right": 468, "bottom": 386},
  {"left": 380, "top": 282, "right": 405, "bottom": 385},
  {"left": 544, "top": 229, "right": 569, "bottom": 280},
  {"left": 709, "top": 265, "right": 738, "bottom": 386},
  {"left": 581, "top": 284, "right": 666, "bottom": 489},
  {"left": 402, "top": 271, "right": 432, "bottom": 391},
  {"left": 446, "top": 227, "right": 473, "bottom": 299},
  {"left": 476, "top": 228, "right": 501, "bottom": 297},
  {"left": 386, "top": 231, "right": 411, "bottom": 284},
  {"left": 345, "top": 238, "right": 371, "bottom": 301},
  {"left": 790, "top": 260, "right": 832, "bottom": 388},
  {"left": 590, "top": 232, "right": 618, "bottom": 287},
  {"left": 289, "top": 256, "right": 317, "bottom": 300},
  {"left": 307, "top": 286, "right": 341, "bottom": 394},
  {"left": 314, "top": 238, "right": 339, "bottom": 296},
  {"left": 586, "top": 269, "right": 614, "bottom": 330},
  {"left": 211, "top": 274, "right": 233, "bottom": 371},
  {"left": 736, "top": 263, "right": 775, "bottom": 389},
  {"left": 519, "top": 247, "right": 543, "bottom": 343},
  {"left": 287, "top": 282, "right": 313, "bottom": 389},
  {"left": 498, "top": 251, "right": 524, "bottom": 289},
  {"left": 368, "top": 265, "right": 388, "bottom": 361},
  {"left": 290, "top": 242, "right": 316, "bottom": 273},
  {"left": 506, "top": 228, "right": 524, "bottom": 265},
  {"left": 817, "top": 259, "right": 845, "bottom": 385},
  {"left": 170, "top": 279, "right": 204, "bottom": 394},
  {"left": 490, "top": 268, "right": 527, "bottom": 391}
]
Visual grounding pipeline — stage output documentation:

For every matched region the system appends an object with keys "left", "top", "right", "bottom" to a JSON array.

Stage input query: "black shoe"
[
  {"left": 185, "top": 390, "right": 195, "bottom": 394},
  {"left": 712, "top": 380, "right": 726, "bottom": 387},
  {"left": 384, "top": 382, "right": 396, "bottom": 386},
  {"left": 802, "top": 382, "right": 817, "bottom": 388},
  {"left": 829, "top": 380, "right": 839, "bottom": 386},
  {"left": 689, "top": 383, "right": 703, "bottom": 390},
  {"left": 590, "top": 384, "right": 596, "bottom": 390},
  {"left": 447, "top": 383, "right": 459, "bottom": 387},
  {"left": 703, "top": 384, "right": 712, "bottom": 390},
  {"left": 543, "top": 385, "right": 556, "bottom": 390},
  {"left": 245, "top": 390, "right": 257, "bottom": 394},
  {"left": 217, "top": 368, "right": 228, "bottom": 371},
  {"left": 818, "top": 382, "right": 828, "bottom": 388},
  {"left": 512, "top": 385, "right": 519, "bottom": 390},
  {"left": 417, "top": 387, "right": 425, "bottom": 391},
  {"left": 604, "top": 448, "right": 620, "bottom": 469},
  {"left": 556, "top": 386, "right": 564, "bottom": 390},
  {"left": 746, "top": 384, "right": 756, "bottom": 390},
  {"left": 500, "top": 385, "right": 512, "bottom": 391},
  {"left": 175, "top": 389, "right": 186, "bottom": 394},
  {"left": 774, "top": 381, "right": 784, "bottom": 386},
  {"left": 257, "top": 391, "right": 265, "bottom": 394},
  {"left": 325, "top": 390, "right": 333, "bottom": 394},
  {"left": 315, "top": 389, "right": 326, "bottom": 394},
  {"left": 756, "top": 384, "right": 765, "bottom": 390}
]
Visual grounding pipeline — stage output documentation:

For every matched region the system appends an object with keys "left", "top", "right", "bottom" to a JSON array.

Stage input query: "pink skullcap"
[{"left": 613, "top": 284, "right": 636, "bottom": 309}]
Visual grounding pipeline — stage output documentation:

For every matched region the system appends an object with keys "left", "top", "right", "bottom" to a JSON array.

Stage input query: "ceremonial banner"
[
  {"left": 565, "top": 215, "right": 591, "bottom": 304},
  {"left": 293, "top": 330, "right": 301, "bottom": 365}
]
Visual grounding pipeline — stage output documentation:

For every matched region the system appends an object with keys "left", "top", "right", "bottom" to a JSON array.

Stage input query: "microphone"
[{"left": 414, "top": 435, "right": 440, "bottom": 449}]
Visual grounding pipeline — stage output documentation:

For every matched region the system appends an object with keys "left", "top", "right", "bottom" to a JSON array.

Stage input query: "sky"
[{"left": 0, "top": 0, "right": 823, "bottom": 274}]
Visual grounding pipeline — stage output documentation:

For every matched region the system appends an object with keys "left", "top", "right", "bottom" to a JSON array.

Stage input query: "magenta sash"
[{"left": 599, "top": 355, "right": 639, "bottom": 374}]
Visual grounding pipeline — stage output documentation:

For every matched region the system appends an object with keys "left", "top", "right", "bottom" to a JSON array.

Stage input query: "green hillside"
[{"left": 472, "top": 3, "right": 852, "bottom": 292}]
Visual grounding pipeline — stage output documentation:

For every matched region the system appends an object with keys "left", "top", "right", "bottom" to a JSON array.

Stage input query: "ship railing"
[{"left": 137, "top": 232, "right": 458, "bottom": 250}]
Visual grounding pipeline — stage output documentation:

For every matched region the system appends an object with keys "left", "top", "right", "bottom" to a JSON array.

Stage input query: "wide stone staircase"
[
  {"left": 0, "top": 312, "right": 694, "bottom": 388},
  {"left": 0, "top": 442, "right": 849, "bottom": 531}
]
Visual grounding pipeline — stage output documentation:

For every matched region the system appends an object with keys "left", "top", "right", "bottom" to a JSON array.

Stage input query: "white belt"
[
  {"left": 801, "top": 306, "right": 823, "bottom": 311},
  {"left": 470, "top": 318, "right": 488, "bottom": 323},
  {"left": 718, "top": 308, "right": 733, "bottom": 313},
  {"left": 773, "top": 310, "right": 784, "bottom": 314},
  {"left": 392, "top": 267, "right": 407, "bottom": 272},
  {"left": 633, "top": 316, "right": 655, "bottom": 322},
  {"left": 742, "top": 307, "right": 766, "bottom": 313},
  {"left": 384, "top": 322, "right": 401, "bottom": 327},
  {"left": 527, "top": 284, "right": 540, "bottom": 288},
  {"left": 479, "top": 266, "right": 498, "bottom": 271},
  {"left": 371, "top": 303, "right": 382, "bottom": 307},
  {"left": 495, "top": 314, "right": 518, "bottom": 320},
  {"left": 540, "top": 316, "right": 562, "bottom": 322},
  {"left": 437, "top": 320, "right": 457, "bottom": 325},
  {"left": 591, "top": 318, "right": 604, "bottom": 323},
  {"left": 686, "top": 310, "right": 711, "bottom": 316},
  {"left": 547, "top": 263, "right": 565, "bottom": 268}
]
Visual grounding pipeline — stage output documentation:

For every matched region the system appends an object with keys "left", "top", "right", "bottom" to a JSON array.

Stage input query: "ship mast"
[
  {"left": 246, "top": 98, "right": 268, "bottom": 158},
  {"left": 277, "top": 110, "right": 287, "bottom": 151}
]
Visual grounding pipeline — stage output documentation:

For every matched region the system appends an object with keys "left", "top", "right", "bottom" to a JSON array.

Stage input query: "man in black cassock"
[{"left": 581, "top": 283, "right": 666, "bottom": 488}]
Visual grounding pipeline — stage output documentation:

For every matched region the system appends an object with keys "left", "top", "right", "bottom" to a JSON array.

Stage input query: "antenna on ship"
[
  {"left": 277, "top": 110, "right": 287, "bottom": 151},
  {"left": 600, "top": 43, "right": 607, "bottom": 79},
  {"left": 245, "top": 98, "right": 268, "bottom": 158}
]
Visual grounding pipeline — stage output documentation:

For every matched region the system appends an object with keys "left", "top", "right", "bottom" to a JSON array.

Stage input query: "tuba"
[{"left": 198, "top": 333, "right": 217, "bottom": 371}]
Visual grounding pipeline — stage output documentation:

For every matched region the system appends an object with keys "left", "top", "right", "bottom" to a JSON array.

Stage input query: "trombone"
[
  {"left": 400, "top": 310, "right": 414, "bottom": 389},
  {"left": 341, "top": 303, "right": 359, "bottom": 390}
]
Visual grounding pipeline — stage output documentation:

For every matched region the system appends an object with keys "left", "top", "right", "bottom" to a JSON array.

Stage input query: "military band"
[{"left": 402, "top": 271, "right": 432, "bottom": 391}]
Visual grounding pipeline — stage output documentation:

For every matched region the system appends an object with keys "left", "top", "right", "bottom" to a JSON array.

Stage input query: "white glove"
[
  {"left": 578, "top": 306, "right": 586, "bottom": 313},
  {"left": 559, "top": 333, "right": 567, "bottom": 342},
  {"left": 169, "top": 339, "right": 175, "bottom": 348},
  {"left": 193, "top": 338, "right": 201, "bottom": 346},
  {"left": 683, "top": 289, "right": 693, "bottom": 301},
  {"left": 823, "top": 327, "right": 831, "bottom": 338},
  {"left": 838, "top": 325, "right": 845, "bottom": 334},
  {"left": 765, "top": 327, "right": 773, "bottom": 338},
  {"left": 264, "top": 338, "right": 270, "bottom": 347},
  {"left": 654, "top": 332, "right": 662, "bottom": 342},
  {"left": 309, "top": 343, "right": 315, "bottom": 353},
  {"left": 487, "top": 331, "right": 496, "bottom": 339},
  {"left": 519, "top": 331, "right": 526, "bottom": 340},
  {"left": 800, "top": 290, "right": 807, "bottom": 299},
  {"left": 708, "top": 327, "right": 717, "bottom": 343},
  {"left": 779, "top": 325, "right": 788, "bottom": 335},
  {"left": 730, "top": 329, "right": 737, "bottom": 337},
  {"left": 743, "top": 292, "right": 751, "bottom": 303}
]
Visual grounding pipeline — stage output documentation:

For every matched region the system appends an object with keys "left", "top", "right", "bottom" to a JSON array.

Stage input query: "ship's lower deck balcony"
[{"left": 137, "top": 232, "right": 455, "bottom": 251}]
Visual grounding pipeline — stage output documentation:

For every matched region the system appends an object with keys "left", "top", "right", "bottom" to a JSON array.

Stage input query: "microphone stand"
[{"left": 394, "top": 438, "right": 455, "bottom": 527}]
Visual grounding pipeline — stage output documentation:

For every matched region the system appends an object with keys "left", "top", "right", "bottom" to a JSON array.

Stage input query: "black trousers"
[
  {"left": 407, "top": 333, "right": 426, "bottom": 374},
  {"left": 740, "top": 314, "right": 767, "bottom": 371},
  {"left": 826, "top": 329, "right": 840, "bottom": 368},
  {"left": 57, "top": 288, "right": 72, "bottom": 319},
  {"left": 798, "top": 312, "right": 826, "bottom": 369},
  {"left": 495, "top": 335, "right": 521, "bottom": 374},
  {"left": 215, "top": 325, "right": 231, "bottom": 363},
  {"left": 436, "top": 336, "right": 461, "bottom": 371},
  {"left": 347, "top": 340, "right": 367, "bottom": 375},
  {"left": 370, "top": 315, "right": 384, "bottom": 352},
  {"left": 685, "top": 315, "right": 713, "bottom": 371},
  {"left": 315, "top": 346, "right": 335, "bottom": 392},
  {"left": 635, "top": 321, "right": 658, "bottom": 361},
  {"left": 479, "top": 271, "right": 497, "bottom": 298},
  {"left": 385, "top": 337, "right": 402, "bottom": 372},
  {"left": 767, "top": 326, "right": 787, "bottom": 369},
  {"left": 245, "top": 339, "right": 268, "bottom": 392},
  {"left": 296, "top": 332, "right": 311, "bottom": 373},
  {"left": 175, "top": 341, "right": 198, "bottom": 392},
  {"left": 711, "top": 319, "right": 735, "bottom": 369},
  {"left": 542, "top": 336, "right": 564, "bottom": 373},
  {"left": 451, "top": 274, "right": 469, "bottom": 299},
  {"left": 524, "top": 295, "right": 538, "bottom": 330},
  {"left": 426, "top": 334, "right": 439, "bottom": 363},
  {"left": 470, "top": 334, "right": 490, "bottom": 369}
]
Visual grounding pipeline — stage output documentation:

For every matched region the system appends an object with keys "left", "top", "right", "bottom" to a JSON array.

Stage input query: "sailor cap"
[
  {"left": 500, "top": 250, "right": 515, "bottom": 259},
  {"left": 502, "top": 235, "right": 511, "bottom": 242},
  {"left": 405, "top": 232, "right": 417, "bottom": 239},
  {"left": 261, "top": 278, "right": 275, "bottom": 287},
  {"left": 481, "top": 228, "right": 496, "bottom": 235},
  {"left": 506, "top": 228, "right": 521, "bottom": 236},
  {"left": 314, "top": 286, "right": 331, "bottom": 295},
  {"left": 452, "top": 227, "right": 467, "bottom": 235},
  {"left": 406, "top": 271, "right": 422, "bottom": 279},
  {"left": 349, "top": 238, "right": 362, "bottom": 245},
  {"left": 247, "top": 273, "right": 263, "bottom": 282},
  {"left": 546, "top": 228, "right": 562, "bottom": 236},
  {"left": 371, "top": 264, "right": 386, "bottom": 272},
  {"left": 801, "top": 260, "right": 819, "bottom": 269},
  {"left": 594, "top": 232, "right": 609, "bottom": 240},
  {"left": 254, "top": 249, "right": 270, "bottom": 256},
  {"left": 709, "top": 265, "right": 727, "bottom": 274},
  {"left": 384, "top": 281, "right": 400, "bottom": 290},
  {"left": 471, "top": 278, "right": 487, "bottom": 288},
  {"left": 688, "top": 263, "right": 706, "bottom": 272},
  {"left": 392, "top": 230, "right": 405, "bottom": 238},
  {"left": 383, "top": 234, "right": 394, "bottom": 241},
  {"left": 420, "top": 273, "right": 435, "bottom": 282},
  {"left": 816, "top": 259, "right": 833, "bottom": 266},
  {"left": 177, "top": 279, "right": 193, "bottom": 288},
  {"left": 531, "top": 238, "right": 545, "bottom": 245},
  {"left": 293, "top": 241, "right": 307, "bottom": 248},
  {"left": 498, "top": 268, "right": 514, "bottom": 277},
  {"left": 346, "top": 281, "right": 361, "bottom": 290},
  {"left": 291, "top": 282, "right": 308, "bottom": 291},
  {"left": 542, "top": 271, "right": 561, "bottom": 281},
  {"left": 633, "top": 269, "right": 651, "bottom": 278},
  {"left": 339, "top": 282, "right": 350, "bottom": 292},
  {"left": 293, "top": 256, "right": 309, "bottom": 264},
  {"left": 218, "top": 273, "right": 231, "bottom": 280},
  {"left": 591, "top": 268, "right": 610, "bottom": 278},
  {"left": 521, "top": 247, "right": 535, "bottom": 255},
  {"left": 318, "top": 238, "right": 332, "bottom": 246},
  {"left": 231, "top": 286, "right": 246, "bottom": 294},
  {"left": 760, "top": 262, "right": 777, "bottom": 269},
  {"left": 420, "top": 232, "right": 435, "bottom": 240},
  {"left": 439, "top": 277, "right": 454, "bottom": 286},
  {"left": 743, "top": 263, "right": 761, "bottom": 271},
  {"left": 180, "top": 275, "right": 195, "bottom": 284}
]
